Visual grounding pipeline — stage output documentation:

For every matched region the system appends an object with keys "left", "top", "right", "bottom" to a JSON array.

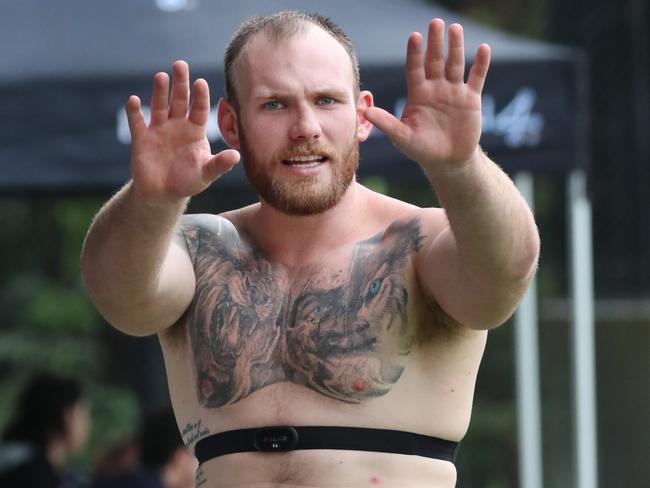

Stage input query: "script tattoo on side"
[
  {"left": 179, "top": 217, "right": 424, "bottom": 407},
  {"left": 181, "top": 418, "right": 210, "bottom": 447},
  {"left": 196, "top": 467, "right": 207, "bottom": 487}
]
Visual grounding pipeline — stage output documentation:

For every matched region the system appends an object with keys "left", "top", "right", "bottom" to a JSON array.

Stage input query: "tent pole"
[
  {"left": 567, "top": 169, "right": 598, "bottom": 488},
  {"left": 513, "top": 172, "right": 543, "bottom": 488}
]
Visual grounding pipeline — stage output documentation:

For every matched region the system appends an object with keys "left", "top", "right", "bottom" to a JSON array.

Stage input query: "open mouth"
[{"left": 282, "top": 155, "right": 328, "bottom": 167}]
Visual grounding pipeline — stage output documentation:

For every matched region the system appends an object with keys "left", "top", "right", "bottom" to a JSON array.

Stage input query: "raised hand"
[
  {"left": 125, "top": 60, "right": 240, "bottom": 203},
  {"left": 364, "top": 19, "right": 490, "bottom": 172}
]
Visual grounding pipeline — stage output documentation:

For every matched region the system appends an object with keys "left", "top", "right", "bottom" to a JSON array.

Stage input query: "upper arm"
[
  {"left": 150, "top": 233, "right": 197, "bottom": 331},
  {"left": 102, "top": 230, "right": 196, "bottom": 337},
  {"left": 415, "top": 208, "right": 528, "bottom": 330},
  {"left": 122, "top": 214, "right": 237, "bottom": 336}
]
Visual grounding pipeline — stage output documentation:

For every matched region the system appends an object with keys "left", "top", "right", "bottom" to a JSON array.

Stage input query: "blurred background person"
[
  {"left": 91, "top": 407, "right": 197, "bottom": 488},
  {"left": 92, "top": 436, "right": 140, "bottom": 479},
  {"left": 0, "top": 373, "right": 90, "bottom": 488}
]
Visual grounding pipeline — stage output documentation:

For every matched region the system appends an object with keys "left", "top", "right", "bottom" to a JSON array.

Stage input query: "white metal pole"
[
  {"left": 568, "top": 169, "right": 598, "bottom": 488},
  {"left": 513, "top": 172, "right": 543, "bottom": 488}
]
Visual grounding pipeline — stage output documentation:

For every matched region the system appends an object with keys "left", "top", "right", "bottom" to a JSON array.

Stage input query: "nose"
[{"left": 289, "top": 104, "right": 322, "bottom": 141}]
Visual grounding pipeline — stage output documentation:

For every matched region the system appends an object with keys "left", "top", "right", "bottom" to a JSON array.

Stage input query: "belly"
[
  {"left": 171, "top": 380, "right": 466, "bottom": 488},
  {"left": 198, "top": 449, "right": 457, "bottom": 488}
]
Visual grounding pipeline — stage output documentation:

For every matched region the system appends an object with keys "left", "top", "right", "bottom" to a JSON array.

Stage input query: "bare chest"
[{"left": 180, "top": 218, "right": 425, "bottom": 409}]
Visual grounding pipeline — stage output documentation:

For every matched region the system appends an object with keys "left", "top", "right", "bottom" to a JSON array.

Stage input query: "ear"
[
  {"left": 217, "top": 98, "right": 240, "bottom": 149},
  {"left": 355, "top": 90, "right": 375, "bottom": 142}
]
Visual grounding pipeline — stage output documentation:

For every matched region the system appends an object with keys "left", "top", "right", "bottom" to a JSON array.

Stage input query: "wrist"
[
  {"left": 421, "top": 146, "right": 485, "bottom": 185},
  {"left": 127, "top": 181, "right": 189, "bottom": 217}
]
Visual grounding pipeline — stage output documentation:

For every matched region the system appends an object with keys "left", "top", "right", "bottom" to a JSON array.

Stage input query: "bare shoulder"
[
  {"left": 175, "top": 213, "right": 243, "bottom": 258},
  {"left": 177, "top": 212, "right": 239, "bottom": 235},
  {"left": 363, "top": 187, "right": 448, "bottom": 239}
]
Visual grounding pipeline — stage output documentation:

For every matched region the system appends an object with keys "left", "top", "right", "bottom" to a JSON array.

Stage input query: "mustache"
[{"left": 275, "top": 142, "right": 335, "bottom": 162}]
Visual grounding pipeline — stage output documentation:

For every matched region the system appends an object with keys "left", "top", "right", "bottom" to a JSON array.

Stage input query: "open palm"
[
  {"left": 365, "top": 19, "right": 490, "bottom": 170},
  {"left": 126, "top": 61, "right": 239, "bottom": 203}
]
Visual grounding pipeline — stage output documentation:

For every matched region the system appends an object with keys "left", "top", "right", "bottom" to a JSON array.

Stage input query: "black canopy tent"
[
  {"left": 0, "top": 0, "right": 585, "bottom": 193},
  {"left": 0, "top": 1, "right": 596, "bottom": 487}
]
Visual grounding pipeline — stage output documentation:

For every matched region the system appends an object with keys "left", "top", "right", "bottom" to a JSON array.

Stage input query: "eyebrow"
[{"left": 253, "top": 87, "right": 350, "bottom": 101}]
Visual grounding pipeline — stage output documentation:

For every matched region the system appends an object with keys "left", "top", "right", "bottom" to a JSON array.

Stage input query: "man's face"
[{"left": 232, "top": 26, "right": 362, "bottom": 215}]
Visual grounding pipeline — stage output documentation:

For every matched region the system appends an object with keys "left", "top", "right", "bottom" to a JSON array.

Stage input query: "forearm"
[
  {"left": 81, "top": 181, "right": 191, "bottom": 332},
  {"left": 424, "top": 148, "right": 540, "bottom": 288}
]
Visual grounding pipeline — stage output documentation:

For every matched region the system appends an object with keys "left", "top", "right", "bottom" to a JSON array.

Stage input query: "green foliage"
[
  {"left": 0, "top": 330, "right": 102, "bottom": 376},
  {"left": 388, "top": 181, "right": 440, "bottom": 208},
  {"left": 0, "top": 196, "right": 140, "bottom": 472},
  {"left": 360, "top": 175, "right": 390, "bottom": 195},
  {"left": 16, "top": 277, "right": 98, "bottom": 333}
]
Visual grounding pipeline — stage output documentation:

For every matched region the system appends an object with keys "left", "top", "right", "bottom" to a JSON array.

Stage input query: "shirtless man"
[{"left": 81, "top": 11, "right": 539, "bottom": 488}]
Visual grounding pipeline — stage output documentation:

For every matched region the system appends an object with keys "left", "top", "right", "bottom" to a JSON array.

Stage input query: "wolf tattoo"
[{"left": 179, "top": 217, "right": 424, "bottom": 407}]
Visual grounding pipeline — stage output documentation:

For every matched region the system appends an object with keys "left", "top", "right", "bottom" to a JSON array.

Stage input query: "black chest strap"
[{"left": 194, "top": 426, "right": 459, "bottom": 464}]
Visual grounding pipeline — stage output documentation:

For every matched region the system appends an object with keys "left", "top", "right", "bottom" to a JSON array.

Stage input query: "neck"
[{"left": 251, "top": 182, "right": 369, "bottom": 266}]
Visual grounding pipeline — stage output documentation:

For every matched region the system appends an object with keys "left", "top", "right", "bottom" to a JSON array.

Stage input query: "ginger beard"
[{"left": 238, "top": 122, "right": 359, "bottom": 216}]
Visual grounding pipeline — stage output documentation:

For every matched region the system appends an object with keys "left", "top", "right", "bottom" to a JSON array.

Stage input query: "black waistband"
[{"left": 194, "top": 426, "right": 459, "bottom": 464}]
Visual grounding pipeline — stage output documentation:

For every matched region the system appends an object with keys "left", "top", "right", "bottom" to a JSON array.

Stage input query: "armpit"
[{"left": 415, "top": 285, "right": 462, "bottom": 344}]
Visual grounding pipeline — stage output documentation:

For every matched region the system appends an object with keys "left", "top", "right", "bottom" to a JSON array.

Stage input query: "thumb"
[
  {"left": 202, "top": 149, "right": 240, "bottom": 183},
  {"left": 363, "top": 106, "right": 410, "bottom": 147}
]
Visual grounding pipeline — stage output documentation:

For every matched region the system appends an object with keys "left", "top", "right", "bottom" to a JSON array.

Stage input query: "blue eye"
[
  {"left": 366, "top": 278, "right": 383, "bottom": 301},
  {"left": 263, "top": 101, "right": 285, "bottom": 110},
  {"left": 317, "top": 97, "right": 335, "bottom": 105}
]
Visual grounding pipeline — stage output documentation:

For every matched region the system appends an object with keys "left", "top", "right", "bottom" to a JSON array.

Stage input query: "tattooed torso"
[
  {"left": 177, "top": 214, "right": 424, "bottom": 407},
  {"left": 158, "top": 210, "right": 488, "bottom": 487}
]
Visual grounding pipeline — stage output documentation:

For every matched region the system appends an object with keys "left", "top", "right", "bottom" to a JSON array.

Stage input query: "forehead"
[{"left": 235, "top": 25, "right": 356, "bottom": 100}]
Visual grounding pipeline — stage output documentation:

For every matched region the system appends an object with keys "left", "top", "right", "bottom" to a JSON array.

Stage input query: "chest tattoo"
[{"left": 179, "top": 217, "right": 424, "bottom": 407}]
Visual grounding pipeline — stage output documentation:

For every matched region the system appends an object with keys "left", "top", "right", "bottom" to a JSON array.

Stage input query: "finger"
[
  {"left": 202, "top": 149, "right": 241, "bottom": 184},
  {"left": 125, "top": 96, "right": 146, "bottom": 140},
  {"left": 425, "top": 18, "right": 446, "bottom": 79},
  {"left": 405, "top": 32, "right": 425, "bottom": 90},
  {"left": 467, "top": 43, "right": 491, "bottom": 93},
  {"left": 150, "top": 72, "right": 170, "bottom": 126},
  {"left": 188, "top": 79, "right": 211, "bottom": 127},
  {"left": 169, "top": 60, "right": 191, "bottom": 119},
  {"left": 445, "top": 23, "right": 465, "bottom": 83},
  {"left": 363, "top": 106, "right": 411, "bottom": 147}
]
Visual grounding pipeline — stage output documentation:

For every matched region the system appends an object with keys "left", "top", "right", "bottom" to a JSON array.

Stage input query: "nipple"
[
  {"left": 351, "top": 378, "right": 369, "bottom": 392},
  {"left": 200, "top": 379, "right": 214, "bottom": 397}
]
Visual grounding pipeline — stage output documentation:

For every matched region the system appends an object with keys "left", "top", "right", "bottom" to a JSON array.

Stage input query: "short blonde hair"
[{"left": 224, "top": 10, "right": 360, "bottom": 107}]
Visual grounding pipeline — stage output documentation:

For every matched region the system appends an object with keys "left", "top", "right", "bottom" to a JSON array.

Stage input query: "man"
[{"left": 81, "top": 10, "right": 539, "bottom": 488}]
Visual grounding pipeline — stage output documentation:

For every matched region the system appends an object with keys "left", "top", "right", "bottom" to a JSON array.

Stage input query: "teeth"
[
  {"left": 288, "top": 161, "right": 320, "bottom": 168},
  {"left": 287, "top": 155, "right": 323, "bottom": 162}
]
